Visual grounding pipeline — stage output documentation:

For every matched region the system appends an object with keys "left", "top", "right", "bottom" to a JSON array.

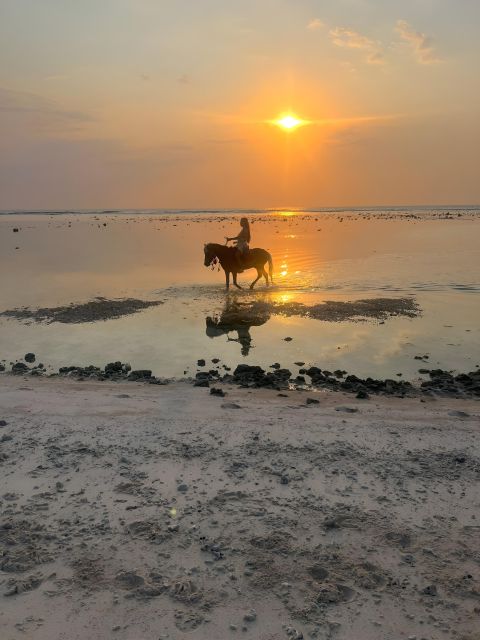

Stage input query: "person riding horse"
[
  {"left": 204, "top": 215, "right": 273, "bottom": 290},
  {"left": 225, "top": 217, "right": 250, "bottom": 272}
]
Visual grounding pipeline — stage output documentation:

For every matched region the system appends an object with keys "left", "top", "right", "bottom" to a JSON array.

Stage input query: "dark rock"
[
  {"left": 356, "top": 389, "right": 369, "bottom": 399},
  {"left": 335, "top": 406, "right": 358, "bottom": 413},
  {"left": 12, "top": 362, "right": 29, "bottom": 373},
  {"left": 194, "top": 379, "right": 209, "bottom": 387},
  {"left": 177, "top": 483, "right": 189, "bottom": 492},
  {"left": 0, "top": 420, "right": 7, "bottom": 427},
  {"left": 0, "top": 364, "right": 5, "bottom": 372},
  {"left": 197, "top": 359, "right": 206, "bottom": 367},
  {"left": 306, "top": 397, "right": 319, "bottom": 405},
  {"left": 280, "top": 475, "right": 289, "bottom": 485},
  {"left": 270, "top": 362, "right": 281, "bottom": 369},
  {"left": 24, "top": 353, "right": 36, "bottom": 363},
  {"left": 13, "top": 228, "right": 19, "bottom": 232},
  {"left": 210, "top": 387, "right": 225, "bottom": 397},
  {"left": 105, "top": 361, "right": 124, "bottom": 374},
  {"left": 128, "top": 370, "right": 152, "bottom": 381},
  {"left": 284, "top": 337, "right": 293, "bottom": 341},
  {"left": 422, "top": 584, "right": 438, "bottom": 596}
]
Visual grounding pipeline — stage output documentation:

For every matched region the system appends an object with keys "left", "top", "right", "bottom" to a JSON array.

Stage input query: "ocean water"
[{"left": 0, "top": 208, "right": 479, "bottom": 380}]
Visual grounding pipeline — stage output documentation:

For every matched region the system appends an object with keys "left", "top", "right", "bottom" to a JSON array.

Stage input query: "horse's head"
[{"left": 204, "top": 243, "right": 218, "bottom": 267}]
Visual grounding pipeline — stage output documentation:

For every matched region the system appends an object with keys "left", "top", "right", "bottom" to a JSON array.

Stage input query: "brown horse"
[{"left": 204, "top": 243, "right": 274, "bottom": 290}]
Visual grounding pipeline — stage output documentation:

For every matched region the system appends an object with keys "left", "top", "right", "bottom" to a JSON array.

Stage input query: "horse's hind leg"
[
  {"left": 263, "top": 268, "right": 269, "bottom": 286},
  {"left": 250, "top": 269, "right": 262, "bottom": 290},
  {"left": 225, "top": 270, "right": 230, "bottom": 290}
]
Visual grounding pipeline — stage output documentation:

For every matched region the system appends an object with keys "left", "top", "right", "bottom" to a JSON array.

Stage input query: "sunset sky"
[{"left": 1, "top": 0, "right": 479, "bottom": 209}]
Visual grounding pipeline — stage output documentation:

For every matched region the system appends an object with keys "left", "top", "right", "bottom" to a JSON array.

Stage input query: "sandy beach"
[{"left": 1, "top": 375, "right": 479, "bottom": 640}]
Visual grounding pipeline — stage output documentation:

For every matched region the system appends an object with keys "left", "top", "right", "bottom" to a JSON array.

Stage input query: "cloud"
[
  {"left": 0, "top": 87, "right": 92, "bottom": 131},
  {"left": 395, "top": 20, "right": 441, "bottom": 64},
  {"left": 307, "top": 18, "right": 324, "bottom": 31},
  {"left": 329, "top": 27, "right": 384, "bottom": 64}
]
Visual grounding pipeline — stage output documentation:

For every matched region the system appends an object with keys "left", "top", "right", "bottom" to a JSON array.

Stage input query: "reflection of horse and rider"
[
  {"left": 205, "top": 294, "right": 271, "bottom": 356},
  {"left": 204, "top": 217, "right": 274, "bottom": 290}
]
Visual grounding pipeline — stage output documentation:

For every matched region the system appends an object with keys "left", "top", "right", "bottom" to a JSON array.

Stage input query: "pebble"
[
  {"left": 177, "top": 483, "right": 189, "bottom": 493},
  {"left": 243, "top": 609, "right": 257, "bottom": 622},
  {"left": 335, "top": 406, "right": 358, "bottom": 413}
]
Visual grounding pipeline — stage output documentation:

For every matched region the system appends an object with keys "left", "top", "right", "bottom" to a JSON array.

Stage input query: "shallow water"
[{"left": 0, "top": 209, "right": 479, "bottom": 380}]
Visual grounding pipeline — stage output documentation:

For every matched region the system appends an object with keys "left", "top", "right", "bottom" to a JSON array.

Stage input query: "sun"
[{"left": 271, "top": 113, "right": 308, "bottom": 131}]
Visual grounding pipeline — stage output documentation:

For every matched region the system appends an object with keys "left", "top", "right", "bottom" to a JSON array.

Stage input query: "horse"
[{"left": 204, "top": 243, "right": 274, "bottom": 290}]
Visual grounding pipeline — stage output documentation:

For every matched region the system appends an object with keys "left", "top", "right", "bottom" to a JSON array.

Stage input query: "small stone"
[
  {"left": 306, "top": 397, "right": 319, "bottom": 405},
  {"left": 284, "top": 337, "right": 293, "bottom": 341},
  {"left": 177, "top": 483, "right": 189, "bottom": 493},
  {"left": 280, "top": 475, "right": 289, "bottom": 485},
  {"left": 197, "top": 359, "right": 206, "bottom": 367},
  {"left": 335, "top": 406, "right": 358, "bottom": 413},
  {"left": 0, "top": 420, "right": 7, "bottom": 427},
  {"left": 24, "top": 353, "right": 36, "bottom": 363},
  {"left": 243, "top": 609, "right": 257, "bottom": 622},
  {"left": 422, "top": 584, "right": 437, "bottom": 596},
  {"left": 356, "top": 389, "right": 369, "bottom": 399},
  {"left": 210, "top": 387, "right": 225, "bottom": 397}
]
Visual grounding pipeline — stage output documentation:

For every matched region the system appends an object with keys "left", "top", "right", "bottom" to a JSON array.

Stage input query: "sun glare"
[{"left": 271, "top": 113, "right": 308, "bottom": 131}]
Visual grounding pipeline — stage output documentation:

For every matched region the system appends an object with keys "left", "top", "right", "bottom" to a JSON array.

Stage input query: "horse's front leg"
[
  {"left": 233, "top": 271, "right": 242, "bottom": 289},
  {"left": 250, "top": 269, "right": 262, "bottom": 290},
  {"left": 225, "top": 270, "right": 230, "bottom": 290}
]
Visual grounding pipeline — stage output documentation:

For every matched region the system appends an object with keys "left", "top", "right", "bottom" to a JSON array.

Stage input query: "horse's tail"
[{"left": 268, "top": 253, "right": 274, "bottom": 283}]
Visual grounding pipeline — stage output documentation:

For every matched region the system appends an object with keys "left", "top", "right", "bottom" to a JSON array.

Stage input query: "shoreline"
[
  {"left": 2, "top": 357, "right": 479, "bottom": 399},
  {"left": 0, "top": 376, "right": 478, "bottom": 639}
]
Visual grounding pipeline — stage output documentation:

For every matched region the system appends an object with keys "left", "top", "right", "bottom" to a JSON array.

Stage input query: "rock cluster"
[{"left": 231, "top": 364, "right": 292, "bottom": 389}]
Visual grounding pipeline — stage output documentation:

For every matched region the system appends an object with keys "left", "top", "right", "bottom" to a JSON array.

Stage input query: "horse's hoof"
[{"left": 249, "top": 285, "right": 254, "bottom": 290}]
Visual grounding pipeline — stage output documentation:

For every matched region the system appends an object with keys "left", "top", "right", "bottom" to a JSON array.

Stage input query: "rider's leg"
[{"left": 235, "top": 248, "right": 244, "bottom": 272}]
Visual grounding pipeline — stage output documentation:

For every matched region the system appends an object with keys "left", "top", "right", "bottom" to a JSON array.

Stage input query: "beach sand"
[{"left": 1, "top": 376, "right": 479, "bottom": 640}]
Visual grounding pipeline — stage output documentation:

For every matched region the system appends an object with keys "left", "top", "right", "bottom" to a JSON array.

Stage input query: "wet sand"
[{"left": 1, "top": 376, "right": 479, "bottom": 640}]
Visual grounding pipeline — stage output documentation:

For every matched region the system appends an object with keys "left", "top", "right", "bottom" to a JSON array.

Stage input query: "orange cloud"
[
  {"left": 395, "top": 20, "right": 442, "bottom": 64},
  {"left": 329, "top": 27, "right": 384, "bottom": 65}
]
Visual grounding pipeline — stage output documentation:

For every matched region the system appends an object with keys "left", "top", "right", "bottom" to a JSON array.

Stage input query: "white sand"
[{"left": 0, "top": 376, "right": 479, "bottom": 640}]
